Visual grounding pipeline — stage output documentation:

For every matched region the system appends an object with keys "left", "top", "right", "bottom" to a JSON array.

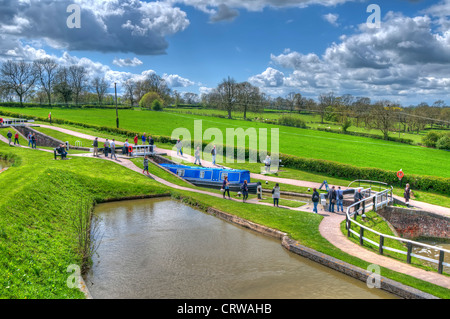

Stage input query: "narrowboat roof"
[{"left": 160, "top": 164, "right": 249, "bottom": 173}]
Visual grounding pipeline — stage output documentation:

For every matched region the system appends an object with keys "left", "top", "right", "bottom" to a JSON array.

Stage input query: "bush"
[
  {"left": 152, "top": 99, "right": 163, "bottom": 111},
  {"left": 422, "top": 131, "right": 442, "bottom": 148},
  {"left": 436, "top": 135, "right": 450, "bottom": 150},
  {"left": 139, "top": 92, "right": 163, "bottom": 109},
  {"left": 278, "top": 115, "right": 307, "bottom": 128}
]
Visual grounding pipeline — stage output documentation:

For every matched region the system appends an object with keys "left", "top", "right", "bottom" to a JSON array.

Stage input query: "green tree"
[{"left": 139, "top": 92, "right": 163, "bottom": 109}]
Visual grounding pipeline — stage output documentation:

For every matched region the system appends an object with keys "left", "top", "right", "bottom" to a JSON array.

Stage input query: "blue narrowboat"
[{"left": 160, "top": 164, "right": 257, "bottom": 193}]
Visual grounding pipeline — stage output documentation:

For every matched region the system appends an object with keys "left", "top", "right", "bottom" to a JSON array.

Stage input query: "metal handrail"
[{"left": 345, "top": 185, "right": 449, "bottom": 274}]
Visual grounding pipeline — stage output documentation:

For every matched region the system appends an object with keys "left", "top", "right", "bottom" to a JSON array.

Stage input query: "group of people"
[
  {"left": 6, "top": 130, "right": 37, "bottom": 148},
  {"left": 135, "top": 133, "right": 155, "bottom": 150},
  {"left": 93, "top": 138, "right": 118, "bottom": 160},
  {"left": 92, "top": 134, "right": 156, "bottom": 160}
]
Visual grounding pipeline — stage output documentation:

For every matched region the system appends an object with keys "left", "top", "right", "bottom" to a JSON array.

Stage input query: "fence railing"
[
  {"left": 345, "top": 184, "right": 450, "bottom": 274},
  {"left": 0, "top": 118, "right": 31, "bottom": 126}
]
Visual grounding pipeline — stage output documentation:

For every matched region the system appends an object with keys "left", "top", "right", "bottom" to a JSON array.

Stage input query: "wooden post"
[
  {"left": 347, "top": 216, "right": 351, "bottom": 237},
  {"left": 379, "top": 236, "right": 384, "bottom": 255},
  {"left": 359, "top": 227, "right": 364, "bottom": 246},
  {"left": 438, "top": 250, "right": 445, "bottom": 274},
  {"left": 407, "top": 242, "right": 413, "bottom": 264}
]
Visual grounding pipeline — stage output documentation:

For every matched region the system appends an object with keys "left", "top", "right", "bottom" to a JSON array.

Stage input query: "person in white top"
[
  {"left": 110, "top": 139, "right": 117, "bottom": 160},
  {"left": 264, "top": 155, "right": 271, "bottom": 173},
  {"left": 272, "top": 183, "right": 280, "bottom": 207}
]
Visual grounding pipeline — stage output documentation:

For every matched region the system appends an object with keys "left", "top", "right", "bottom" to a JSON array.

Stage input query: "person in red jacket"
[
  {"left": 0, "top": 118, "right": 3, "bottom": 126},
  {"left": 14, "top": 132, "right": 19, "bottom": 145},
  {"left": 134, "top": 134, "right": 138, "bottom": 146}
]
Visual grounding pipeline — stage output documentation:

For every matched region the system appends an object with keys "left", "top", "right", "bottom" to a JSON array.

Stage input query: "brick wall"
[
  {"left": 14, "top": 125, "right": 62, "bottom": 148},
  {"left": 377, "top": 206, "right": 450, "bottom": 240}
]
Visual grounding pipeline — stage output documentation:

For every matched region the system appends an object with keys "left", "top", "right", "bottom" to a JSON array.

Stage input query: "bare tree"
[
  {"left": 369, "top": 100, "right": 401, "bottom": 139},
  {"left": 123, "top": 78, "right": 137, "bottom": 107},
  {"left": 236, "top": 81, "right": 260, "bottom": 120},
  {"left": 33, "top": 58, "right": 58, "bottom": 106},
  {"left": 183, "top": 92, "right": 200, "bottom": 105},
  {"left": 53, "top": 66, "right": 73, "bottom": 106},
  {"left": 216, "top": 76, "right": 237, "bottom": 119},
  {"left": 318, "top": 92, "right": 337, "bottom": 124},
  {"left": 0, "top": 60, "right": 37, "bottom": 106},
  {"left": 69, "top": 65, "right": 87, "bottom": 105},
  {"left": 91, "top": 76, "right": 109, "bottom": 105}
]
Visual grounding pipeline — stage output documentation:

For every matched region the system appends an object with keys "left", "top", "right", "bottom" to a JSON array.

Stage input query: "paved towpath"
[{"left": 5, "top": 124, "right": 450, "bottom": 291}]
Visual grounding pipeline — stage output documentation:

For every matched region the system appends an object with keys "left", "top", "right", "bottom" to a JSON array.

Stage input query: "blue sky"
[{"left": 1, "top": 0, "right": 450, "bottom": 105}]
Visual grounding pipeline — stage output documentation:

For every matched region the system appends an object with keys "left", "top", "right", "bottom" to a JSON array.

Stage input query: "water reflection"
[{"left": 86, "top": 198, "right": 396, "bottom": 299}]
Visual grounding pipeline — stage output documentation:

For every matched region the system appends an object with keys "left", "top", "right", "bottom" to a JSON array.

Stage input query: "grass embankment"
[
  {"left": 1, "top": 107, "right": 449, "bottom": 178},
  {"left": 0, "top": 144, "right": 169, "bottom": 298}
]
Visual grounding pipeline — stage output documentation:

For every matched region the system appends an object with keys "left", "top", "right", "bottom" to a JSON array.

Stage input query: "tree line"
[{"left": 1, "top": 59, "right": 449, "bottom": 139}]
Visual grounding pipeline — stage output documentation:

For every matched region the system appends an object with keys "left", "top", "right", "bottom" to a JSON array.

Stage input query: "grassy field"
[
  {"left": 165, "top": 107, "right": 448, "bottom": 144},
  {"left": 1, "top": 107, "right": 449, "bottom": 178}
]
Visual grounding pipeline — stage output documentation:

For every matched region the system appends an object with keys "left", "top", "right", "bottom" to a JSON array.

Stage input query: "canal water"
[{"left": 85, "top": 198, "right": 396, "bottom": 299}]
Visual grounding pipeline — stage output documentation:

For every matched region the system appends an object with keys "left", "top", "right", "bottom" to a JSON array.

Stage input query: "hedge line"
[
  {"left": 316, "top": 127, "right": 414, "bottom": 145},
  {"left": 1, "top": 109, "right": 448, "bottom": 195},
  {"left": 279, "top": 154, "right": 450, "bottom": 195},
  {"left": 0, "top": 102, "right": 132, "bottom": 110}
]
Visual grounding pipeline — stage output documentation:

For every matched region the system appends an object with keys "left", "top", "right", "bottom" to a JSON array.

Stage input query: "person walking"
[
  {"left": 176, "top": 138, "right": 183, "bottom": 156},
  {"left": 134, "top": 134, "right": 138, "bottom": 146},
  {"left": 13, "top": 132, "right": 19, "bottom": 145},
  {"left": 7, "top": 130, "right": 12, "bottom": 146},
  {"left": 0, "top": 117, "right": 3, "bottom": 127},
  {"left": 354, "top": 188, "right": 363, "bottom": 216},
  {"left": 143, "top": 155, "right": 149, "bottom": 175},
  {"left": 110, "top": 139, "right": 117, "bottom": 160},
  {"left": 336, "top": 186, "right": 344, "bottom": 212},
  {"left": 312, "top": 187, "right": 320, "bottom": 214},
  {"left": 264, "top": 155, "right": 271, "bottom": 173},
  {"left": 148, "top": 135, "right": 154, "bottom": 153},
  {"left": 48, "top": 112, "right": 52, "bottom": 124},
  {"left": 92, "top": 137, "right": 99, "bottom": 157},
  {"left": 194, "top": 146, "right": 202, "bottom": 165},
  {"left": 104, "top": 139, "right": 110, "bottom": 157},
  {"left": 404, "top": 183, "right": 413, "bottom": 208},
  {"left": 211, "top": 145, "right": 216, "bottom": 165},
  {"left": 272, "top": 183, "right": 280, "bottom": 207},
  {"left": 27, "top": 132, "right": 32, "bottom": 147},
  {"left": 222, "top": 176, "right": 231, "bottom": 199},
  {"left": 123, "top": 139, "right": 129, "bottom": 156},
  {"left": 142, "top": 133, "right": 146, "bottom": 145},
  {"left": 328, "top": 186, "right": 336, "bottom": 213},
  {"left": 31, "top": 133, "right": 37, "bottom": 149},
  {"left": 241, "top": 180, "right": 249, "bottom": 203}
]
